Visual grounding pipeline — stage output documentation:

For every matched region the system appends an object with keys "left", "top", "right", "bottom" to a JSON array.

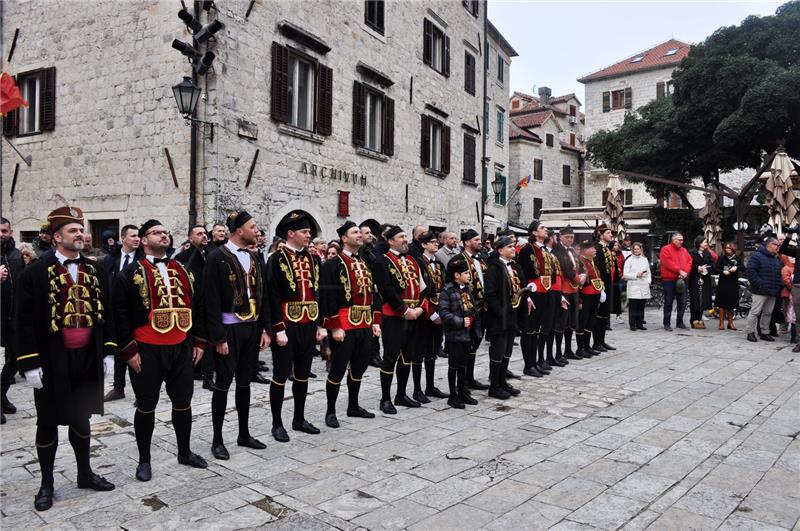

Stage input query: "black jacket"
[
  {"left": 265, "top": 247, "right": 321, "bottom": 332},
  {"left": 373, "top": 251, "right": 428, "bottom": 315},
  {"left": 483, "top": 255, "right": 525, "bottom": 335},
  {"left": 1, "top": 237, "right": 24, "bottom": 322},
  {"left": 438, "top": 282, "right": 479, "bottom": 343},
  {"left": 102, "top": 245, "right": 145, "bottom": 291}
]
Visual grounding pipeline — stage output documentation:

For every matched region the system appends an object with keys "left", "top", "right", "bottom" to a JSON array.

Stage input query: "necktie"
[
  {"left": 121, "top": 254, "right": 131, "bottom": 270},
  {"left": 64, "top": 258, "right": 83, "bottom": 265},
  {"left": 152, "top": 257, "right": 169, "bottom": 264}
]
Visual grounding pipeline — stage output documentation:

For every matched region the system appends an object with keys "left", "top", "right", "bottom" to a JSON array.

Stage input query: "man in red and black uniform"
[
  {"left": 374, "top": 226, "right": 428, "bottom": 414},
  {"left": 15, "top": 206, "right": 116, "bottom": 511},
  {"left": 320, "top": 221, "right": 380, "bottom": 428},
  {"left": 113, "top": 220, "right": 209, "bottom": 482},
  {"left": 593, "top": 224, "right": 618, "bottom": 352},
  {"left": 458, "top": 229, "right": 489, "bottom": 390},
  {"left": 266, "top": 211, "right": 326, "bottom": 442},
  {"left": 204, "top": 211, "right": 271, "bottom": 459},
  {"left": 578, "top": 240, "right": 605, "bottom": 357},
  {"left": 552, "top": 227, "right": 585, "bottom": 360}
]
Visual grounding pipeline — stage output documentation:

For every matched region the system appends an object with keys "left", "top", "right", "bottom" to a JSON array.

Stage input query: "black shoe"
[
  {"left": 325, "top": 413, "right": 340, "bottom": 428},
  {"left": 272, "top": 426, "right": 290, "bottom": 442},
  {"left": 769, "top": 330, "right": 779, "bottom": 337},
  {"left": 425, "top": 387, "right": 449, "bottom": 399},
  {"left": 394, "top": 395, "right": 421, "bottom": 408},
  {"left": 258, "top": 360, "right": 267, "bottom": 366},
  {"left": 642, "top": 320, "right": 647, "bottom": 324},
  {"left": 211, "top": 443, "right": 230, "bottom": 459},
  {"left": 412, "top": 390, "right": 430, "bottom": 404},
  {"left": 535, "top": 363, "right": 551, "bottom": 374},
  {"left": 346, "top": 406, "right": 375, "bottom": 418},
  {"left": 502, "top": 383, "right": 521, "bottom": 396},
  {"left": 309, "top": 371, "right": 317, "bottom": 379},
  {"left": 77, "top": 473, "right": 115, "bottom": 491},
  {"left": 34, "top": 486, "right": 54, "bottom": 511},
  {"left": 202, "top": 379, "right": 213, "bottom": 390},
  {"left": 251, "top": 372, "right": 270, "bottom": 385},
  {"left": 488, "top": 386, "right": 511, "bottom": 400},
  {"left": 605, "top": 324, "right": 612, "bottom": 331},
  {"left": 177, "top": 452, "right": 208, "bottom": 468},
  {"left": 135, "top": 462, "right": 152, "bottom": 482},
  {"left": 103, "top": 387, "right": 125, "bottom": 402},
  {"left": 1, "top": 397, "right": 17, "bottom": 414},
  {"left": 791, "top": 336, "right": 798, "bottom": 344},
  {"left": 549, "top": 358, "right": 566, "bottom": 368},
  {"left": 630, "top": 325, "right": 637, "bottom": 331},
  {"left": 601, "top": 343, "right": 616, "bottom": 351},
  {"left": 437, "top": 351, "right": 448, "bottom": 359},
  {"left": 747, "top": 333, "right": 757, "bottom": 342},
  {"left": 460, "top": 393, "right": 478, "bottom": 405},
  {"left": 556, "top": 356, "right": 569, "bottom": 365},
  {"left": 523, "top": 366, "right": 544, "bottom": 377},
  {"left": 664, "top": 325, "right": 673, "bottom": 331},
  {"left": 759, "top": 334, "right": 775, "bottom": 342},
  {"left": 447, "top": 396, "right": 465, "bottom": 409},
  {"left": 540, "top": 361, "right": 553, "bottom": 371},
  {"left": 637, "top": 325, "right": 647, "bottom": 330},
  {"left": 592, "top": 345, "right": 607, "bottom": 353},
  {"left": 379, "top": 400, "right": 397, "bottom": 415},
  {"left": 292, "top": 420, "right": 321, "bottom": 434},
  {"left": 571, "top": 350, "right": 587, "bottom": 360},
  {"left": 467, "top": 379, "right": 489, "bottom": 390},
  {"left": 676, "top": 323, "right": 687, "bottom": 329},
  {"left": 256, "top": 365, "right": 270, "bottom": 372},
  {"left": 369, "top": 354, "right": 383, "bottom": 367},
  {"left": 506, "top": 369, "right": 521, "bottom": 379},
  {"left": 237, "top": 436, "right": 267, "bottom": 449}
]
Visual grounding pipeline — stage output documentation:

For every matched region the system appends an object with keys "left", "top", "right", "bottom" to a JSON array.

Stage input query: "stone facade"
[{"left": 2, "top": 0, "right": 515, "bottom": 241}]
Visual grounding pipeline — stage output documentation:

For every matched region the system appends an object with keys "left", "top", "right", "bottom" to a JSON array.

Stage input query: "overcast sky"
[{"left": 489, "top": 1, "right": 783, "bottom": 105}]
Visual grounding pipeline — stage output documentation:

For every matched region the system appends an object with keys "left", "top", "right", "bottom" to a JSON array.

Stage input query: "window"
[
  {"left": 496, "top": 107, "right": 504, "bottom": 144},
  {"left": 603, "top": 88, "right": 633, "bottom": 112},
  {"left": 546, "top": 133, "right": 554, "bottom": 147},
  {"left": 602, "top": 190, "right": 609, "bottom": 205},
  {"left": 562, "top": 201, "right": 571, "bottom": 208},
  {"left": 512, "top": 100, "right": 520, "bottom": 110},
  {"left": 423, "top": 19, "right": 450, "bottom": 76},
  {"left": 462, "top": 0, "right": 479, "bottom": 17},
  {"left": 495, "top": 172, "right": 507, "bottom": 205},
  {"left": 656, "top": 80, "right": 675, "bottom": 100},
  {"left": 533, "top": 158, "right": 543, "bottom": 180},
  {"left": 4, "top": 67, "right": 56, "bottom": 138},
  {"left": 463, "top": 132, "right": 476, "bottom": 183},
  {"left": 664, "top": 47, "right": 679, "bottom": 56},
  {"left": 562, "top": 165, "right": 571, "bottom": 185},
  {"left": 464, "top": 51, "right": 476, "bottom": 95},
  {"left": 668, "top": 192, "right": 684, "bottom": 209},
  {"left": 569, "top": 105, "right": 577, "bottom": 117},
  {"left": 420, "top": 114, "right": 450, "bottom": 174},
  {"left": 533, "top": 197, "right": 543, "bottom": 218},
  {"left": 364, "top": 0, "right": 385, "bottom": 34},
  {"left": 352, "top": 81, "right": 394, "bottom": 155},
  {"left": 631, "top": 55, "right": 645, "bottom": 63},
  {"left": 497, "top": 54, "right": 504, "bottom": 83},
  {"left": 624, "top": 189, "right": 633, "bottom": 205},
  {"left": 271, "top": 42, "right": 333, "bottom": 136}
]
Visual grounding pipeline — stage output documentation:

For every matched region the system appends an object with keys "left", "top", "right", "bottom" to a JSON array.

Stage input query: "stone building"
[{"left": 2, "top": 0, "right": 515, "bottom": 242}]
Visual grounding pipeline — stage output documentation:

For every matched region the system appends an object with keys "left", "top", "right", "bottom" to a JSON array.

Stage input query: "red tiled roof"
[
  {"left": 509, "top": 122, "right": 541, "bottom": 142},
  {"left": 512, "top": 111, "right": 553, "bottom": 129},
  {"left": 550, "top": 93, "right": 580, "bottom": 105},
  {"left": 577, "top": 39, "right": 690, "bottom": 83}
]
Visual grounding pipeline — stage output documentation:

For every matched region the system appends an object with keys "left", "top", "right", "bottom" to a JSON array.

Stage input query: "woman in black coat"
[
  {"left": 688, "top": 236, "right": 715, "bottom": 329},
  {"left": 715, "top": 241, "right": 742, "bottom": 330}
]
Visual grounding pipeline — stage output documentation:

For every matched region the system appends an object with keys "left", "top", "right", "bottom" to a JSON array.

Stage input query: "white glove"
[
  {"left": 600, "top": 291, "right": 607, "bottom": 303},
  {"left": 429, "top": 312, "right": 440, "bottom": 322},
  {"left": 103, "top": 355, "right": 115, "bottom": 376},
  {"left": 527, "top": 282, "right": 537, "bottom": 293},
  {"left": 25, "top": 368, "right": 44, "bottom": 389}
]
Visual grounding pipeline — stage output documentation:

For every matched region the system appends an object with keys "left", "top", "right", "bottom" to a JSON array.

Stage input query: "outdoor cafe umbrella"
[
  {"left": 763, "top": 150, "right": 800, "bottom": 235},
  {"left": 604, "top": 173, "right": 626, "bottom": 238},
  {"left": 699, "top": 186, "right": 723, "bottom": 252}
]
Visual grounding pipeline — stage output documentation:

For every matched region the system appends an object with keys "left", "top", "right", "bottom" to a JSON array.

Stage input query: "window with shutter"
[
  {"left": 463, "top": 0, "right": 479, "bottom": 16},
  {"left": 420, "top": 114, "right": 431, "bottom": 168},
  {"left": 546, "top": 133, "right": 554, "bottom": 147},
  {"left": 497, "top": 54, "right": 504, "bottom": 83},
  {"left": 463, "top": 132, "right": 476, "bottom": 183},
  {"left": 602, "top": 190, "right": 609, "bottom": 205},
  {"left": 496, "top": 107, "right": 504, "bottom": 144},
  {"left": 352, "top": 81, "right": 365, "bottom": 146},
  {"left": 495, "top": 172, "right": 507, "bottom": 205},
  {"left": 2, "top": 109, "right": 16, "bottom": 137},
  {"left": 441, "top": 124, "right": 450, "bottom": 175},
  {"left": 423, "top": 19, "right": 433, "bottom": 66},
  {"left": 364, "top": 0, "right": 385, "bottom": 34},
  {"left": 40, "top": 67, "right": 56, "bottom": 132},
  {"left": 625, "top": 189, "right": 633, "bottom": 205},
  {"left": 534, "top": 159, "right": 543, "bottom": 180},
  {"left": 562, "top": 165, "right": 571, "bottom": 185},
  {"left": 16, "top": 70, "right": 42, "bottom": 136},
  {"left": 611, "top": 89, "right": 625, "bottom": 110},
  {"left": 443, "top": 35, "right": 450, "bottom": 77},
  {"left": 533, "top": 197, "right": 542, "bottom": 218},
  {"left": 316, "top": 64, "right": 333, "bottom": 136},
  {"left": 382, "top": 95, "right": 394, "bottom": 156},
  {"left": 271, "top": 42, "right": 290, "bottom": 123},
  {"left": 570, "top": 133, "right": 576, "bottom": 146},
  {"left": 624, "top": 87, "right": 633, "bottom": 109},
  {"left": 423, "top": 19, "right": 448, "bottom": 76},
  {"left": 602, "top": 91, "right": 610, "bottom": 113},
  {"left": 464, "top": 51, "right": 476, "bottom": 95}
]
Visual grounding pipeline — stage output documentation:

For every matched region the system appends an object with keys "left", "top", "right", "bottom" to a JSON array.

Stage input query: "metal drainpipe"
[
  {"left": 479, "top": 0, "right": 489, "bottom": 238},
  {"left": 188, "top": 0, "right": 200, "bottom": 227}
]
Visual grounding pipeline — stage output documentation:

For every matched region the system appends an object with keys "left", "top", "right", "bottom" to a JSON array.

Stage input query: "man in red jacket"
[{"left": 659, "top": 233, "right": 692, "bottom": 331}]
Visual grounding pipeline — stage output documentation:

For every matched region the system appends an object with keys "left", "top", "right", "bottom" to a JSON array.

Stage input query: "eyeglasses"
[{"left": 145, "top": 230, "right": 171, "bottom": 237}]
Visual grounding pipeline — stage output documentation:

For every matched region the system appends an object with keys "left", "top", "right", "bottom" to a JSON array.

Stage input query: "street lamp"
[
  {"left": 491, "top": 175, "right": 504, "bottom": 197},
  {"left": 172, "top": 77, "right": 201, "bottom": 118}
]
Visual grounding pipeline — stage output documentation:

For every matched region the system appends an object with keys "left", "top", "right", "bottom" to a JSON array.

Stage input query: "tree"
[{"left": 589, "top": 1, "right": 800, "bottom": 197}]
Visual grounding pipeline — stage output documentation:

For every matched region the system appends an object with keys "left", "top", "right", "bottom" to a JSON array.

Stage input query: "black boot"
[
  {"left": 446, "top": 368, "right": 464, "bottom": 409},
  {"left": 554, "top": 332, "right": 568, "bottom": 365},
  {"left": 547, "top": 334, "right": 566, "bottom": 367},
  {"left": 458, "top": 367, "right": 477, "bottom": 405},
  {"left": 536, "top": 334, "right": 551, "bottom": 372},
  {"left": 466, "top": 354, "right": 489, "bottom": 390},
  {"left": 488, "top": 361, "right": 510, "bottom": 400},
  {"left": 500, "top": 358, "right": 520, "bottom": 396}
]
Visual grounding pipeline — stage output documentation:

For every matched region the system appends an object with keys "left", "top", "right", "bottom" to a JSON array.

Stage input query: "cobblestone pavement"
[{"left": 2, "top": 310, "right": 799, "bottom": 530}]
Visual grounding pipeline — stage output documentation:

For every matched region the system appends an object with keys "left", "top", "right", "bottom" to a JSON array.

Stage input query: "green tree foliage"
[{"left": 588, "top": 1, "right": 800, "bottom": 198}]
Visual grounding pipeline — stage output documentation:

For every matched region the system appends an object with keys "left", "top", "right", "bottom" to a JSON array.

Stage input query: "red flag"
[{"left": 0, "top": 72, "right": 29, "bottom": 116}]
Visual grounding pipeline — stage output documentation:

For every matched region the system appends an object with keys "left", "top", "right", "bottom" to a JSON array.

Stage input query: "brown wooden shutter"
[
  {"left": 420, "top": 114, "right": 430, "bottom": 168},
  {"left": 624, "top": 87, "right": 633, "bottom": 109},
  {"left": 40, "top": 67, "right": 56, "bottom": 132},
  {"left": 443, "top": 35, "right": 451, "bottom": 77},
  {"left": 602, "top": 91, "right": 610, "bottom": 113},
  {"left": 472, "top": 1, "right": 479, "bottom": 16},
  {"left": 534, "top": 159, "right": 543, "bottom": 180},
  {"left": 316, "top": 64, "right": 333, "bottom": 136},
  {"left": 465, "top": 52, "right": 475, "bottom": 95},
  {"left": 423, "top": 19, "right": 433, "bottom": 66},
  {"left": 602, "top": 190, "right": 609, "bottom": 205},
  {"left": 625, "top": 189, "right": 633, "bottom": 205},
  {"left": 352, "top": 81, "right": 365, "bottom": 146},
  {"left": 3, "top": 110, "right": 16, "bottom": 138},
  {"left": 463, "top": 132, "right": 475, "bottom": 182},
  {"left": 382, "top": 94, "right": 394, "bottom": 156},
  {"left": 656, "top": 82, "right": 665, "bottom": 100},
  {"left": 441, "top": 123, "right": 451, "bottom": 174},
  {"left": 270, "top": 42, "right": 290, "bottom": 123}
]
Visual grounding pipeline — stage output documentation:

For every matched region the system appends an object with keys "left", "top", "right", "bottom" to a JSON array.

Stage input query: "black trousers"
[
  {"left": 1, "top": 319, "right": 16, "bottom": 392},
  {"left": 327, "top": 326, "right": 372, "bottom": 413},
  {"left": 381, "top": 316, "right": 419, "bottom": 371},
  {"left": 629, "top": 299, "right": 647, "bottom": 328},
  {"left": 270, "top": 321, "right": 317, "bottom": 427},
  {"left": 415, "top": 318, "right": 439, "bottom": 362},
  {"left": 579, "top": 293, "right": 600, "bottom": 345},
  {"left": 446, "top": 341, "right": 470, "bottom": 369},
  {"left": 529, "top": 290, "right": 556, "bottom": 334},
  {"left": 558, "top": 292, "right": 579, "bottom": 332},
  {"left": 488, "top": 331, "right": 515, "bottom": 363},
  {"left": 212, "top": 322, "right": 261, "bottom": 391}
]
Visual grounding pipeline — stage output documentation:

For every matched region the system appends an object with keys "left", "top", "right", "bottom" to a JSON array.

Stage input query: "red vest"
[
  {"left": 132, "top": 259, "right": 193, "bottom": 346},
  {"left": 382, "top": 252, "right": 426, "bottom": 317},
  {"left": 580, "top": 257, "right": 605, "bottom": 295},
  {"left": 328, "top": 252, "right": 380, "bottom": 330}
]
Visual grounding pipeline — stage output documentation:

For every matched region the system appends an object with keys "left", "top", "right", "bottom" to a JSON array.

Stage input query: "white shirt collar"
[
  {"left": 225, "top": 240, "right": 246, "bottom": 254},
  {"left": 285, "top": 242, "right": 304, "bottom": 253},
  {"left": 389, "top": 248, "right": 401, "bottom": 256},
  {"left": 343, "top": 248, "right": 355, "bottom": 258},
  {"left": 54, "top": 250, "right": 72, "bottom": 264}
]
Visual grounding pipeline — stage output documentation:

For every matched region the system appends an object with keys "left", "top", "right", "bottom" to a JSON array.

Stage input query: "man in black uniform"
[
  {"left": 203, "top": 211, "right": 271, "bottom": 459},
  {"left": 15, "top": 206, "right": 116, "bottom": 511},
  {"left": 374, "top": 226, "right": 427, "bottom": 414},
  {"left": 483, "top": 236, "right": 524, "bottom": 399},
  {"left": 113, "top": 220, "right": 208, "bottom": 481},
  {"left": 266, "top": 212, "right": 325, "bottom": 441},
  {"left": 459, "top": 229, "right": 489, "bottom": 390},
  {"left": 593, "top": 224, "right": 618, "bottom": 352},
  {"left": 1, "top": 217, "right": 25, "bottom": 424},
  {"left": 320, "top": 221, "right": 380, "bottom": 427},
  {"left": 359, "top": 221, "right": 383, "bottom": 368}
]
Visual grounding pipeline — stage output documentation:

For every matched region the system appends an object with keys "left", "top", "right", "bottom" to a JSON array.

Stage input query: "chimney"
[{"left": 538, "top": 86, "right": 552, "bottom": 104}]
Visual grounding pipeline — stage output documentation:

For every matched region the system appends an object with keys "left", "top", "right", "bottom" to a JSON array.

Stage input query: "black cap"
[
  {"left": 461, "top": 228, "right": 479, "bottom": 242},
  {"left": 226, "top": 211, "right": 253, "bottom": 233},
  {"left": 384, "top": 225, "right": 404, "bottom": 240},
  {"left": 579, "top": 240, "right": 594, "bottom": 250},
  {"left": 139, "top": 219, "right": 163, "bottom": 238},
  {"left": 337, "top": 220, "right": 357, "bottom": 238},
  {"left": 277, "top": 211, "right": 311, "bottom": 239},
  {"left": 447, "top": 257, "right": 470, "bottom": 275},
  {"left": 561, "top": 225, "right": 574, "bottom": 235},
  {"left": 494, "top": 236, "right": 514, "bottom": 250},
  {"left": 418, "top": 231, "right": 436, "bottom": 244}
]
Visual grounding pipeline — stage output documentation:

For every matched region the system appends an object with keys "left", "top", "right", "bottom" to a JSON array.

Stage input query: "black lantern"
[
  {"left": 172, "top": 77, "right": 201, "bottom": 117},
  {"left": 491, "top": 176, "right": 504, "bottom": 196}
]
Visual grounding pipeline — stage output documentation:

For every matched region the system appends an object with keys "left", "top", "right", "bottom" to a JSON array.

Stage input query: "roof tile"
[{"left": 577, "top": 39, "right": 690, "bottom": 83}]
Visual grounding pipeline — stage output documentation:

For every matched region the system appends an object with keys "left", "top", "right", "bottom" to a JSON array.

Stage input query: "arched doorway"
[{"left": 273, "top": 209, "right": 321, "bottom": 239}]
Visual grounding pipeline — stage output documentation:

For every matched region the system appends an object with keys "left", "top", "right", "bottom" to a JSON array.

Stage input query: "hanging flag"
[
  {"left": 518, "top": 175, "right": 532, "bottom": 188},
  {"left": 0, "top": 72, "right": 28, "bottom": 116}
]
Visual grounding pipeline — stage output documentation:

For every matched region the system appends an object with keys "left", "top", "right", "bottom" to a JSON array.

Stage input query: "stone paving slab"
[{"left": 2, "top": 309, "right": 799, "bottom": 530}]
